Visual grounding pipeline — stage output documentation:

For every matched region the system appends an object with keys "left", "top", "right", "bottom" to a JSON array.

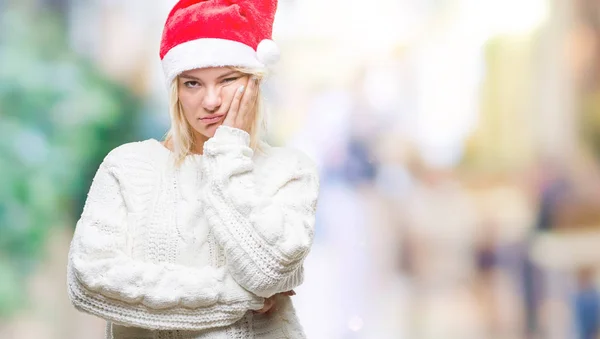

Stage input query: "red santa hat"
[{"left": 160, "top": 0, "right": 280, "bottom": 85}]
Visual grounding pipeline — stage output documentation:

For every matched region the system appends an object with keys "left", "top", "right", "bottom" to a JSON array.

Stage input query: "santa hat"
[{"left": 160, "top": 0, "right": 280, "bottom": 85}]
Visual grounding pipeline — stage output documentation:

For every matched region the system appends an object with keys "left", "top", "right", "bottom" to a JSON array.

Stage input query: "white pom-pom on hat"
[{"left": 256, "top": 39, "right": 280, "bottom": 66}]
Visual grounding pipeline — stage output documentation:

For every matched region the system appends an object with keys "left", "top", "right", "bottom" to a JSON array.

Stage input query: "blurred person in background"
[
  {"left": 527, "top": 154, "right": 600, "bottom": 339},
  {"left": 474, "top": 220, "right": 501, "bottom": 335},
  {"left": 573, "top": 267, "right": 600, "bottom": 339},
  {"left": 523, "top": 158, "right": 569, "bottom": 337},
  {"left": 65, "top": 0, "right": 319, "bottom": 338},
  {"left": 401, "top": 159, "right": 482, "bottom": 338}
]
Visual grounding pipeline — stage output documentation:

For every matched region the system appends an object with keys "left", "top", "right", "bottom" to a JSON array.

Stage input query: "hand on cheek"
[{"left": 222, "top": 76, "right": 258, "bottom": 133}]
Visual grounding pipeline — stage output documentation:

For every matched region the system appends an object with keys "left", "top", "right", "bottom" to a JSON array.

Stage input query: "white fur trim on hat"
[
  {"left": 161, "top": 38, "right": 265, "bottom": 86},
  {"left": 257, "top": 39, "right": 280, "bottom": 66}
]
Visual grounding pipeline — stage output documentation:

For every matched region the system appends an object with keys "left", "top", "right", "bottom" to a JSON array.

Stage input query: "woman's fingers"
[
  {"left": 219, "top": 86, "right": 237, "bottom": 118},
  {"left": 254, "top": 291, "right": 295, "bottom": 315},
  {"left": 223, "top": 84, "right": 245, "bottom": 127},
  {"left": 236, "top": 77, "right": 258, "bottom": 128},
  {"left": 254, "top": 296, "right": 275, "bottom": 314},
  {"left": 223, "top": 76, "right": 260, "bottom": 132}
]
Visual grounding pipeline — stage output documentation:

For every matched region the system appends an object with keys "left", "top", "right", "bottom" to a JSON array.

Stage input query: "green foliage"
[
  {"left": 581, "top": 91, "right": 600, "bottom": 160},
  {"left": 0, "top": 6, "right": 142, "bottom": 317}
]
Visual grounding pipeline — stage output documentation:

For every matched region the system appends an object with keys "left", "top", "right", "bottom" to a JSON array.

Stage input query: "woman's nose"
[{"left": 202, "top": 88, "right": 222, "bottom": 112}]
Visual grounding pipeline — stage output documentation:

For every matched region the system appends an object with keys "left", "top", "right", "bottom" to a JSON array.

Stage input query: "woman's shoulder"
[
  {"left": 91, "top": 140, "right": 164, "bottom": 206},
  {"left": 102, "top": 139, "right": 165, "bottom": 173}
]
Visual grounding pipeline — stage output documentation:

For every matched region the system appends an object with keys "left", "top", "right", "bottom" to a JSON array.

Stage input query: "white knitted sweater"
[{"left": 66, "top": 126, "right": 319, "bottom": 338}]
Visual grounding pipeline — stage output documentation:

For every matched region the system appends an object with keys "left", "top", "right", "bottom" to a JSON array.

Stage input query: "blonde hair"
[{"left": 164, "top": 67, "right": 269, "bottom": 166}]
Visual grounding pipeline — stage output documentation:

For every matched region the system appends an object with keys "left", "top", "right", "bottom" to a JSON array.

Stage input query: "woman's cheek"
[
  {"left": 178, "top": 91, "right": 195, "bottom": 109},
  {"left": 222, "top": 86, "right": 236, "bottom": 102}
]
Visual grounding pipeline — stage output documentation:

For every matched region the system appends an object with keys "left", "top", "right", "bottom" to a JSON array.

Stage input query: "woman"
[{"left": 66, "top": 0, "right": 319, "bottom": 338}]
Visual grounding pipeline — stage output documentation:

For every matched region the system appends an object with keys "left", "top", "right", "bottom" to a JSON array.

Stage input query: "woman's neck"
[
  {"left": 190, "top": 131, "right": 208, "bottom": 154},
  {"left": 163, "top": 132, "right": 207, "bottom": 155}
]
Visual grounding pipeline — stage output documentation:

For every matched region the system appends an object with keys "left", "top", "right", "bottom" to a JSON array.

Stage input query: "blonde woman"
[{"left": 66, "top": 0, "right": 319, "bottom": 338}]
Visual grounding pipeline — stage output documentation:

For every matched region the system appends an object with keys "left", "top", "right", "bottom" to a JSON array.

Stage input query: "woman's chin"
[{"left": 196, "top": 122, "right": 222, "bottom": 138}]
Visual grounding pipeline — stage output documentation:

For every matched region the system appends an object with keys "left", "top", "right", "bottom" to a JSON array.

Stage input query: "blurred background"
[{"left": 3, "top": 0, "right": 600, "bottom": 338}]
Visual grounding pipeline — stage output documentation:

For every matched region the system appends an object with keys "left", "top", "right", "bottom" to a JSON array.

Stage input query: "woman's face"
[{"left": 178, "top": 67, "right": 251, "bottom": 140}]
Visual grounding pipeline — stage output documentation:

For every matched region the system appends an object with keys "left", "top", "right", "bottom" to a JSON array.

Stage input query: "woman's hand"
[
  {"left": 253, "top": 290, "right": 296, "bottom": 315},
  {"left": 223, "top": 76, "right": 259, "bottom": 133}
]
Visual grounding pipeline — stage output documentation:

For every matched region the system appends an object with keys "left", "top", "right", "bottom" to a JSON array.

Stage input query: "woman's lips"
[{"left": 200, "top": 114, "right": 225, "bottom": 124}]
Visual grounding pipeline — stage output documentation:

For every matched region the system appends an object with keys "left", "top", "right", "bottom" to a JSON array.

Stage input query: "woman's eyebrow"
[
  {"left": 216, "top": 71, "right": 240, "bottom": 79},
  {"left": 180, "top": 74, "right": 201, "bottom": 81},
  {"left": 180, "top": 71, "right": 240, "bottom": 82}
]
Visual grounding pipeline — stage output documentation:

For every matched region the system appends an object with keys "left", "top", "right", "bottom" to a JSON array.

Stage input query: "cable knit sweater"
[{"left": 66, "top": 125, "right": 319, "bottom": 338}]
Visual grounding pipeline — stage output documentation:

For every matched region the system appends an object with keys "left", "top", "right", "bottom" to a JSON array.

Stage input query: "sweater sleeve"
[
  {"left": 67, "top": 150, "right": 264, "bottom": 330},
  {"left": 201, "top": 126, "right": 320, "bottom": 298}
]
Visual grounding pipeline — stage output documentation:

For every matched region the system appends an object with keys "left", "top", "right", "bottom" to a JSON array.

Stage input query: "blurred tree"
[
  {"left": 577, "top": 0, "right": 600, "bottom": 161},
  {"left": 43, "top": 0, "right": 69, "bottom": 15},
  {"left": 0, "top": 4, "right": 142, "bottom": 317}
]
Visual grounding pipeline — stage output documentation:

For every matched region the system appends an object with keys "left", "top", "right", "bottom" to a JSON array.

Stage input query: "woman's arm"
[
  {"left": 67, "top": 149, "right": 263, "bottom": 330},
  {"left": 201, "top": 125, "right": 320, "bottom": 298}
]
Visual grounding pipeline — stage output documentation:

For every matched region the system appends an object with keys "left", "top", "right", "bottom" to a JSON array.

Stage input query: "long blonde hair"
[{"left": 164, "top": 67, "right": 269, "bottom": 166}]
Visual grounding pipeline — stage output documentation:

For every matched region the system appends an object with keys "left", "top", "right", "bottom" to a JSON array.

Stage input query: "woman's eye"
[
  {"left": 222, "top": 77, "right": 239, "bottom": 84},
  {"left": 184, "top": 81, "right": 200, "bottom": 88}
]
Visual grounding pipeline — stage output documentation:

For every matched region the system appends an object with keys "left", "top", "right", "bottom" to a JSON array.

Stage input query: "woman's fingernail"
[{"left": 238, "top": 85, "right": 245, "bottom": 93}]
